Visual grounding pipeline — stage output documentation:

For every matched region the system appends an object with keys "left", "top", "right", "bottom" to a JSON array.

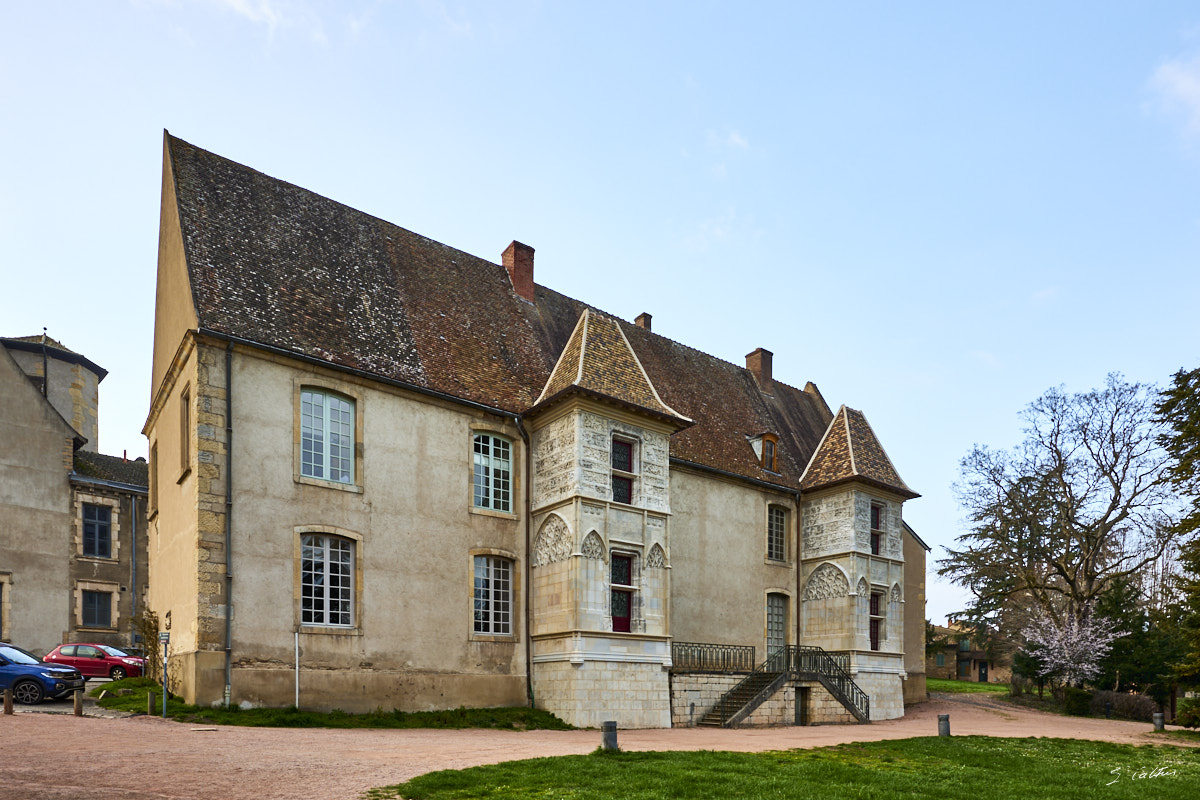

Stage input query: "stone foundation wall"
[{"left": 534, "top": 659, "right": 671, "bottom": 728}]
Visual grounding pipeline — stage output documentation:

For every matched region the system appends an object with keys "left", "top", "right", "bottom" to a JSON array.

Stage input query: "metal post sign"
[{"left": 159, "top": 632, "right": 169, "bottom": 719}]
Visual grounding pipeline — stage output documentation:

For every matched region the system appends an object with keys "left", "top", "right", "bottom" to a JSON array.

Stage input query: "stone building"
[
  {"left": 926, "top": 623, "right": 1011, "bottom": 684},
  {"left": 0, "top": 336, "right": 149, "bottom": 655},
  {"left": 144, "top": 132, "right": 926, "bottom": 725}
]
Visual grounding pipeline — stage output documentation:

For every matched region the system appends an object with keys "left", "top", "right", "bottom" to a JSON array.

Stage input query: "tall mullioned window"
[
  {"left": 473, "top": 556, "right": 513, "bottom": 634},
  {"left": 473, "top": 435, "right": 512, "bottom": 512},
  {"left": 82, "top": 503, "right": 112, "bottom": 559},
  {"left": 82, "top": 590, "right": 112, "bottom": 628},
  {"left": 611, "top": 438, "right": 636, "bottom": 505},
  {"left": 301, "top": 389, "right": 355, "bottom": 483},
  {"left": 767, "top": 506, "right": 787, "bottom": 562},
  {"left": 869, "top": 503, "right": 884, "bottom": 555},
  {"left": 301, "top": 534, "right": 354, "bottom": 626}
]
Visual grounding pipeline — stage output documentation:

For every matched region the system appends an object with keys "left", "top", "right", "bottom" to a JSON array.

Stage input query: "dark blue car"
[{"left": 0, "top": 643, "right": 86, "bottom": 704}]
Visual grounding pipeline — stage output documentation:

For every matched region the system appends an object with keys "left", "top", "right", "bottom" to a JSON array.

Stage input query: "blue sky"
[{"left": 3, "top": 1, "right": 1199, "bottom": 624}]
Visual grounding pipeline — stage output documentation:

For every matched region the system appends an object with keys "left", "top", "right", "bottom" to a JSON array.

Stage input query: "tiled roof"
[
  {"left": 73, "top": 451, "right": 149, "bottom": 489},
  {"left": 165, "top": 133, "right": 896, "bottom": 493},
  {"left": 534, "top": 309, "right": 689, "bottom": 425},
  {"left": 800, "top": 406, "right": 918, "bottom": 498},
  {"left": 0, "top": 335, "right": 108, "bottom": 381}
]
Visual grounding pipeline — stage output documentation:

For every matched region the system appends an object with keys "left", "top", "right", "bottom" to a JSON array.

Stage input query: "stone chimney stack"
[
  {"left": 746, "top": 347, "right": 773, "bottom": 392},
  {"left": 502, "top": 241, "right": 535, "bottom": 302},
  {"left": 635, "top": 312, "right": 652, "bottom": 331}
]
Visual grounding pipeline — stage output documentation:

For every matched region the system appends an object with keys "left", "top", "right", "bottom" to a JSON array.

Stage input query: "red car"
[{"left": 43, "top": 643, "right": 145, "bottom": 681}]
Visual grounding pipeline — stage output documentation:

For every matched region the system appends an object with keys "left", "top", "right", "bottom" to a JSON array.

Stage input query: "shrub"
[
  {"left": 1088, "top": 690, "right": 1157, "bottom": 722},
  {"left": 1177, "top": 698, "right": 1200, "bottom": 729},
  {"left": 1063, "top": 686, "right": 1092, "bottom": 716}
]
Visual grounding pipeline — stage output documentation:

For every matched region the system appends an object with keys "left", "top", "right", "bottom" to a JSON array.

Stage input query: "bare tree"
[{"left": 941, "top": 374, "right": 1179, "bottom": 630}]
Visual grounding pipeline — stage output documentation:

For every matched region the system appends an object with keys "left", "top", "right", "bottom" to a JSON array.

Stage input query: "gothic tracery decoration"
[
  {"left": 581, "top": 531, "right": 605, "bottom": 560},
  {"left": 646, "top": 543, "right": 667, "bottom": 568},
  {"left": 856, "top": 577, "right": 869, "bottom": 597},
  {"left": 890, "top": 583, "right": 902, "bottom": 604},
  {"left": 802, "top": 562, "right": 849, "bottom": 601},
  {"left": 533, "top": 514, "right": 572, "bottom": 566}
]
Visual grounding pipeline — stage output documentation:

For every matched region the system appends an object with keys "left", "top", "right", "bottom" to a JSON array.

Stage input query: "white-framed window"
[
  {"left": 301, "top": 534, "right": 355, "bottom": 626},
  {"left": 473, "top": 555, "right": 513, "bottom": 635},
  {"left": 473, "top": 434, "right": 512, "bottom": 513},
  {"left": 301, "top": 389, "right": 355, "bottom": 484},
  {"left": 767, "top": 505, "right": 787, "bottom": 562}
]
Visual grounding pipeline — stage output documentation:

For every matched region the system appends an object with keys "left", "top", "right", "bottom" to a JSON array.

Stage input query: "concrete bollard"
[
  {"left": 73, "top": 689, "right": 83, "bottom": 716},
  {"left": 1105, "top": 702, "right": 1112, "bottom": 719},
  {"left": 1153, "top": 712, "right": 1165, "bottom": 731},
  {"left": 148, "top": 692, "right": 156, "bottom": 715},
  {"left": 938, "top": 714, "right": 950, "bottom": 737},
  {"left": 601, "top": 720, "right": 618, "bottom": 751},
  {"left": 3, "top": 688, "right": 12, "bottom": 715}
]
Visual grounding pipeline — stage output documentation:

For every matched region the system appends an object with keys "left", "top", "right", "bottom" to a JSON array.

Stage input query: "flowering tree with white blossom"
[{"left": 1021, "top": 611, "right": 1125, "bottom": 687}]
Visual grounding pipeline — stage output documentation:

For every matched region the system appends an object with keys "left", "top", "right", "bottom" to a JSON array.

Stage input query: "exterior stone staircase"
[{"left": 697, "top": 645, "right": 870, "bottom": 727}]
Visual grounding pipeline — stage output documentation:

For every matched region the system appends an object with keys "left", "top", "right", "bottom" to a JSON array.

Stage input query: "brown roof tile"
[
  {"left": 73, "top": 451, "right": 149, "bottom": 488},
  {"left": 800, "top": 406, "right": 918, "bottom": 498},
  {"left": 166, "top": 133, "right": 906, "bottom": 495}
]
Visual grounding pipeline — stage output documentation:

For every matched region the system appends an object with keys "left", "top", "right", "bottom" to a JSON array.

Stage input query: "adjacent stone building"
[
  {"left": 144, "top": 131, "right": 926, "bottom": 725},
  {"left": 0, "top": 336, "right": 149, "bottom": 656}
]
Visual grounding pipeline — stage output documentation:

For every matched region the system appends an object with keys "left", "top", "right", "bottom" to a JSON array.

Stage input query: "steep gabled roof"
[
  {"left": 163, "top": 133, "right": 888, "bottom": 493},
  {"left": 800, "top": 406, "right": 918, "bottom": 499},
  {"left": 0, "top": 335, "right": 108, "bottom": 381},
  {"left": 533, "top": 309, "right": 690, "bottom": 426}
]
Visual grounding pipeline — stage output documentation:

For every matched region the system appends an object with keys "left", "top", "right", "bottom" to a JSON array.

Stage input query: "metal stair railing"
[
  {"left": 703, "top": 646, "right": 790, "bottom": 727},
  {"left": 790, "top": 646, "right": 870, "bottom": 723}
]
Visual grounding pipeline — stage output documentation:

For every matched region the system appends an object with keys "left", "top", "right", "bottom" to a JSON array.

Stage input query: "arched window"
[{"left": 300, "top": 389, "right": 355, "bottom": 483}]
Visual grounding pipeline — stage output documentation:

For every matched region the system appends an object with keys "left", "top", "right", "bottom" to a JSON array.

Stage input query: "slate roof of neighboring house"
[
  {"left": 165, "top": 132, "right": 893, "bottom": 493},
  {"left": 533, "top": 309, "right": 690, "bottom": 427},
  {"left": 801, "top": 406, "right": 918, "bottom": 498},
  {"left": 73, "top": 451, "right": 149, "bottom": 489}
]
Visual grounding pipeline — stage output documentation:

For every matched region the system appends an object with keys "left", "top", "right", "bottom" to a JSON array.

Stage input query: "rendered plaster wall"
[
  {"left": 902, "top": 529, "right": 927, "bottom": 703},
  {"left": 668, "top": 468, "right": 797, "bottom": 654},
  {"left": 8, "top": 349, "right": 101, "bottom": 451},
  {"left": 145, "top": 341, "right": 206, "bottom": 702},
  {"left": 203, "top": 348, "right": 527, "bottom": 711},
  {"left": 0, "top": 346, "right": 74, "bottom": 654}
]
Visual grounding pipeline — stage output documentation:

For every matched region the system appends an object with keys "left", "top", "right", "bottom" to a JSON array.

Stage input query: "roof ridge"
[
  {"left": 844, "top": 407, "right": 858, "bottom": 476},
  {"left": 611, "top": 316, "right": 690, "bottom": 423}
]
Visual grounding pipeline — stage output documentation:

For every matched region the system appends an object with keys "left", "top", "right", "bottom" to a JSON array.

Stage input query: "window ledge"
[
  {"left": 77, "top": 626, "right": 118, "bottom": 633},
  {"left": 77, "top": 556, "right": 118, "bottom": 564},
  {"left": 298, "top": 625, "right": 362, "bottom": 636},
  {"left": 296, "top": 475, "right": 364, "bottom": 494},
  {"left": 469, "top": 633, "right": 518, "bottom": 643},
  {"left": 176, "top": 466, "right": 192, "bottom": 485},
  {"left": 764, "top": 558, "right": 790, "bottom": 567},
  {"left": 469, "top": 506, "right": 518, "bottom": 521}
]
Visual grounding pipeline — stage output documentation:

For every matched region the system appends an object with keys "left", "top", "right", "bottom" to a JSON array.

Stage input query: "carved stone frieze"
[
  {"left": 802, "top": 562, "right": 849, "bottom": 601},
  {"left": 581, "top": 531, "right": 605, "bottom": 560},
  {"left": 533, "top": 514, "right": 573, "bottom": 567}
]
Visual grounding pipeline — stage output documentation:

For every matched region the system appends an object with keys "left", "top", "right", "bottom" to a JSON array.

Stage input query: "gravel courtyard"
[{"left": 1, "top": 694, "right": 1192, "bottom": 800}]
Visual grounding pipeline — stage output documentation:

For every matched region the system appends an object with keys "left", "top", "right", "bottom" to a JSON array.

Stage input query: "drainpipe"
[
  {"left": 131, "top": 495, "right": 138, "bottom": 646},
  {"left": 223, "top": 342, "right": 234, "bottom": 706},
  {"left": 516, "top": 415, "right": 534, "bottom": 709}
]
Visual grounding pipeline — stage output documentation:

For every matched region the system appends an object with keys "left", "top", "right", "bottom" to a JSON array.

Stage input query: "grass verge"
[
  {"left": 91, "top": 678, "right": 571, "bottom": 730},
  {"left": 926, "top": 677, "right": 1010, "bottom": 694},
  {"left": 366, "top": 737, "right": 1198, "bottom": 799}
]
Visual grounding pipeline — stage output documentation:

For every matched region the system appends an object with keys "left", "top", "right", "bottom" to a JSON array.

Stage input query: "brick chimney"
[
  {"left": 746, "top": 348, "right": 773, "bottom": 392},
  {"left": 635, "top": 312, "right": 652, "bottom": 331},
  {"left": 502, "top": 241, "right": 535, "bottom": 302}
]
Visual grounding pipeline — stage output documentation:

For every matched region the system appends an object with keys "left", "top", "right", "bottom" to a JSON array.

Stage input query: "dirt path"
[{"left": 1, "top": 696, "right": 1192, "bottom": 800}]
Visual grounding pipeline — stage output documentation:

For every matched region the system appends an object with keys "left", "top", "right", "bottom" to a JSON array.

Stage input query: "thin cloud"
[
  {"left": 208, "top": 0, "right": 327, "bottom": 43},
  {"left": 1150, "top": 54, "right": 1200, "bottom": 135},
  {"left": 706, "top": 129, "right": 750, "bottom": 151},
  {"left": 1030, "top": 286, "right": 1058, "bottom": 305}
]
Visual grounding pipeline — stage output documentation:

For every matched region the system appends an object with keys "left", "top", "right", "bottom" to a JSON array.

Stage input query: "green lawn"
[
  {"left": 926, "top": 677, "right": 1010, "bottom": 694},
  {"left": 367, "top": 737, "right": 1199, "bottom": 800},
  {"left": 91, "top": 678, "right": 571, "bottom": 730}
]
